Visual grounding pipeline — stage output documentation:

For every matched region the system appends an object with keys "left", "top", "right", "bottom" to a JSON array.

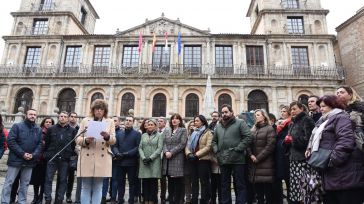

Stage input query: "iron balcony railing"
[{"left": 0, "top": 64, "right": 345, "bottom": 80}]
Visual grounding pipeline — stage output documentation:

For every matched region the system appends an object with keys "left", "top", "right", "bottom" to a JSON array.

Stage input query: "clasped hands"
[
  {"left": 23, "top": 153, "right": 33, "bottom": 160},
  {"left": 85, "top": 131, "right": 110, "bottom": 144},
  {"left": 143, "top": 157, "right": 152, "bottom": 165}
]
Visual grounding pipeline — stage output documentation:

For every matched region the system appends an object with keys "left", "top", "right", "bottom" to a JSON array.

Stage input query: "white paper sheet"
[{"left": 86, "top": 121, "right": 107, "bottom": 140}]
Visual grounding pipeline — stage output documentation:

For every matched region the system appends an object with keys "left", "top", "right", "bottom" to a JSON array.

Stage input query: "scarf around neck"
[
  {"left": 189, "top": 126, "right": 206, "bottom": 152},
  {"left": 310, "top": 108, "right": 343, "bottom": 152}
]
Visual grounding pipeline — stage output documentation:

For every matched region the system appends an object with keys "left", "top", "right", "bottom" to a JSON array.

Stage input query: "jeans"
[
  {"left": 66, "top": 169, "right": 75, "bottom": 199},
  {"left": 220, "top": 164, "right": 247, "bottom": 204},
  {"left": 115, "top": 165, "right": 137, "bottom": 204},
  {"left": 102, "top": 178, "right": 110, "bottom": 198},
  {"left": 1, "top": 166, "right": 33, "bottom": 204},
  {"left": 81, "top": 177, "right": 104, "bottom": 204},
  {"left": 75, "top": 177, "right": 82, "bottom": 203},
  {"left": 44, "top": 159, "right": 69, "bottom": 202}
]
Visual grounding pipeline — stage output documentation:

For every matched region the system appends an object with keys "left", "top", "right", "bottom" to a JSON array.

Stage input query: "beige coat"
[
  {"left": 76, "top": 117, "right": 116, "bottom": 177},
  {"left": 185, "top": 129, "right": 213, "bottom": 160}
]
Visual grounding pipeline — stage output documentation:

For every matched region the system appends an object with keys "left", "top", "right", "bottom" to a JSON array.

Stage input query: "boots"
[
  {"left": 54, "top": 199, "right": 62, "bottom": 204},
  {"left": 44, "top": 200, "right": 51, "bottom": 204},
  {"left": 31, "top": 194, "right": 39, "bottom": 204},
  {"left": 36, "top": 195, "right": 43, "bottom": 204}
]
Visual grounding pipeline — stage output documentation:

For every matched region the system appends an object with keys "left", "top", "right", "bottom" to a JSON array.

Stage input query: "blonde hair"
[{"left": 254, "top": 109, "right": 270, "bottom": 125}]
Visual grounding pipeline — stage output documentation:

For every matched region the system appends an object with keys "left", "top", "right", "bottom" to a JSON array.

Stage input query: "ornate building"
[
  {"left": 335, "top": 7, "right": 364, "bottom": 97},
  {"left": 0, "top": 0, "right": 343, "bottom": 118}
]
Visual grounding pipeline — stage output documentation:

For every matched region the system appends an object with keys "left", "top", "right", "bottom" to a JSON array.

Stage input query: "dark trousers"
[
  {"left": 66, "top": 169, "right": 75, "bottom": 199},
  {"left": 142, "top": 178, "right": 158, "bottom": 203},
  {"left": 116, "top": 165, "right": 137, "bottom": 204},
  {"left": 255, "top": 183, "right": 273, "bottom": 204},
  {"left": 210, "top": 173, "right": 221, "bottom": 204},
  {"left": 44, "top": 160, "right": 69, "bottom": 202},
  {"left": 168, "top": 177, "right": 184, "bottom": 204},
  {"left": 220, "top": 164, "right": 247, "bottom": 204},
  {"left": 272, "top": 179, "right": 289, "bottom": 204},
  {"left": 324, "top": 188, "right": 364, "bottom": 204},
  {"left": 160, "top": 175, "right": 167, "bottom": 201},
  {"left": 190, "top": 160, "right": 211, "bottom": 204}
]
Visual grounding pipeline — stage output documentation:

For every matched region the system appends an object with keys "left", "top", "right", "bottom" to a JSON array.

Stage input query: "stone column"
[
  {"left": 5, "top": 83, "right": 13, "bottom": 113},
  {"left": 319, "top": 87, "right": 324, "bottom": 96},
  {"left": 47, "top": 84, "right": 55, "bottom": 114},
  {"left": 239, "top": 86, "right": 246, "bottom": 113},
  {"left": 108, "top": 85, "right": 115, "bottom": 116},
  {"left": 75, "top": 85, "right": 84, "bottom": 115},
  {"left": 271, "top": 86, "right": 278, "bottom": 115},
  {"left": 287, "top": 86, "right": 293, "bottom": 102},
  {"left": 1, "top": 42, "right": 9, "bottom": 64},
  {"left": 173, "top": 85, "right": 178, "bottom": 114},
  {"left": 33, "top": 85, "right": 41, "bottom": 111},
  {"left": 40, "top": 43, "right": 49, "bottom": 65},
  {"left": 140, "top": 85, "right": 146, "bottom": 117}
]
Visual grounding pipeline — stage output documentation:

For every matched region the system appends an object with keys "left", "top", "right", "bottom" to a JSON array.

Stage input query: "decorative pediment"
[{"left": 116, "top": 15, "right": 211, "bottom": 37}]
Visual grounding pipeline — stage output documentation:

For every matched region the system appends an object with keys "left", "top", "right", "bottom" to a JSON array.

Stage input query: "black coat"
[
  {"left": 0, "top": 128, "right": 5, "bottom": 159},
  {"left": 44, "top": 123, "right": 77, "bottom": 161},
  {"left": 112, "top": 127, "right": 141, "bottom": 166},
  {"left": 7, "top": 120, "right": 42, "bottom": 167},
  {"left": 275, "top": 121, "right": 290, "bottom": 180},
  {"left": 288, "top": 112, "right": 315, "bottom": 161}
]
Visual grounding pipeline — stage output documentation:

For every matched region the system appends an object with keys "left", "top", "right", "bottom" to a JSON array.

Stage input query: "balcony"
[{"left": 0, "top": 64, "right": 345, "bottom": 80}]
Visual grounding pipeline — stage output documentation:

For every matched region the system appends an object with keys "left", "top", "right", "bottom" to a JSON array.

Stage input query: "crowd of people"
[{"left": 0, "top": 85, "right": 364, "bottom": 204}]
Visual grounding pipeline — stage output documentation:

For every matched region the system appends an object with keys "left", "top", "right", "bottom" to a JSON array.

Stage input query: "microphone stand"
[{"left": 48, "top": 128, "right": 87, "bottom": 163}]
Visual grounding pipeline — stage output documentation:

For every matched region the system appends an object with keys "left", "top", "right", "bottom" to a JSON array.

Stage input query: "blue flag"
[{"left": 177, "top": 32, "right": 181, "bottom": 55}]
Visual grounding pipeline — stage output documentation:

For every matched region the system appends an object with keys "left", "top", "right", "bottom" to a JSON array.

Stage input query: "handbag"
[{"left": 307, "top": 148, "right": 332, "bottom": 170}]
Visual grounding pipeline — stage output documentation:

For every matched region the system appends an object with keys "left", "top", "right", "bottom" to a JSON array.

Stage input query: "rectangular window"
[
  {"left": 183, "top": 45, "right": 201, "bottom": 73},
  {"left": 24, "top": 47, "right": 41, "bottom": 73},
  {"left": 64, "top": 46, "right": 82, "bottom": 72},
  {"left": 215, "top": 45, "right": 233, "bottom": 74},
  {"left": 291, "top": 47, "right": 310, "bottom": 75},
  {"left": 92, "top": 46, "right": 110, "bottom": 73},
  {"left": 33, "top": 19, "right": 48, "bottom": 35},
  {"left": 40, "top": 0, "right": 54, "bottom": 11},
  {"left": 80, "top": 7, "right": 87, "bottom": 25},
  {"left": 282, "top": 0, "right": 299, "bottom": 9},
  {"left": 122, "top": 46, "right": 139, "bottom": 71},
  {"left": 287, "top": 17, "right": 304, "bottom": 34},
  {"left": 246, "top": 45, "right": 264, "bottom": 74},
  {"left": 152, "top": 46, "right": 170, "bottom": 72}
]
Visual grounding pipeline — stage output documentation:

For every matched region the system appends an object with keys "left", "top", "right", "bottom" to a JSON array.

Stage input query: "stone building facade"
[
  {"left": 0, "top": 0, "right": 343, "bottom": 118},
  {"left": 335, "top": 7, "right": 364, "bottom": 97}
]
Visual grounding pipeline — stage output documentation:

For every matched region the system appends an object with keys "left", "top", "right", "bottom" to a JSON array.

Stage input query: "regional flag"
[{"left": 138, "top": 32, "right": 143, "bottom": 54}]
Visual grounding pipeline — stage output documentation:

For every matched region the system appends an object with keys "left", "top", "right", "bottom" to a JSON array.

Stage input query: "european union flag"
[{"left": 177, "top": 32, "right": 181, "bottom": 55}]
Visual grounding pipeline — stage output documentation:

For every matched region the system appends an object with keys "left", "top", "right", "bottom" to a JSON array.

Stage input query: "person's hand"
[
  {"left": 250, "top": 155, "right": 258, "bottom": 163},
  {"left": 85, "top": 137, "right": 95, "bottom": 144},
  {"left": 165, "top": 151, "right": 172, "bottom": 159},
  {"left": 305, "top": 150, "right": 311, "bottom": 159},
  {"left": 100, "top": 131, "right": 110, "bottom": 141},
  {"left": 115, "top": 152, "right": 124, "bottom": 159},
  {"left": 23, "top": 153, "right": 31, "bottom": 160},
  {"left": 187, "top": 153, "right": 198, "bottom": 162},
  {"left": 143, "top": 158, "right": 152, "bottom": 165}
]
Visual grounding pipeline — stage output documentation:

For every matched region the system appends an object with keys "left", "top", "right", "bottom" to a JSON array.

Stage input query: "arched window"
[
  {"left": 185, "top": 93, "right": 199, "bottom": 118},
  {"left": 13, "top": 88, "right": 33, "bottom": 113},
  {"left": 248, "top": 90, "right": 269, "bottom": 112},
  {"left": 298, "top": 94, "right": 309, "bottom": 107},
  {"left": 121, "top": 92, "right": 135, "bottom": 116},
  {"left": 152, "top": 93, "right": 167, "bottom": 117},
  {"left": 91, "top": 92, "right": 104, "bottom": 105},
  {"left": 57, "top": 88, "right": 76, "bottom": 113},
  {"left": 218, "top": 93, "right": 232, "bottom": 112}
]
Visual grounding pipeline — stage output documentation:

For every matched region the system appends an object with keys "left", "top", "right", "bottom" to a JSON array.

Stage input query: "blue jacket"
[
  {"left": 112, "top": 127, "right": 141, "bottom": 166},
  {"left": 7, "top": 120, "right": 42, "bottom": 167}
]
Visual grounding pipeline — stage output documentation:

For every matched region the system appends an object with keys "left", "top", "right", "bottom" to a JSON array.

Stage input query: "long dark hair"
[
  {"left": 194, "top": 115, "right": 208, "bottom": 129},
  {"left": 169, "top": 113, "right": 185, "bottom": 130},
  {"left": 40, "top": 117, "right": 55, "bottom": 129}
]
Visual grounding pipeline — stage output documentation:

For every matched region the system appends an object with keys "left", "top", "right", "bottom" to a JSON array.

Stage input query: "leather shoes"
[{"left": 66, "top": 198, "right": 72, "bottom": 203}]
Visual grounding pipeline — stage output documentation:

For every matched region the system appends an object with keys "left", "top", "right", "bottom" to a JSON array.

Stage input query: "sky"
[{"left": 0, "top": 0, "right": 363, "bottom": 59}]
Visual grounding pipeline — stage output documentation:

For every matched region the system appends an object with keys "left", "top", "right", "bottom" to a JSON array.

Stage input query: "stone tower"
[
  {"left": 246, "top": 0, "right": 329, "bottom": 35},
  {"left": 10, "top": 0, "right": 99, "bottom": 36}
]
